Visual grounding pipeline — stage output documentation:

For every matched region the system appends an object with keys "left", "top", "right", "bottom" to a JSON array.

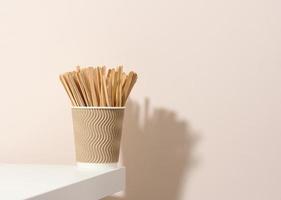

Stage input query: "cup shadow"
[{"left": 103, "top": 99, "right": 198, "bottom": 200}]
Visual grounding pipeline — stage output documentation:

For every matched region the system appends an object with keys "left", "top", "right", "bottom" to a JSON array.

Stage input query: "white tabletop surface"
[{"left": 0, "top": 164, "right": 125, "bottom": 200}]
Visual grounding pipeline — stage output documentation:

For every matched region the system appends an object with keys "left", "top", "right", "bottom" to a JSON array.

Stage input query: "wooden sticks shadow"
[{"left": 103, "top": 99, "right": 199, "bottom": 200}]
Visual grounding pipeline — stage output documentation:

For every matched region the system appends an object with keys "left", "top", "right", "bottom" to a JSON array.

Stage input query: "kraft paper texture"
[{"left": 72, "top": 108, "right": 125, "bottom": 163}]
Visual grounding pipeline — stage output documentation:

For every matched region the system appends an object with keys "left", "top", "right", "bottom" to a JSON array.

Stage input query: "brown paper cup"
[{"left": 72, "top": 107, "right": 125, "bottom": 164}]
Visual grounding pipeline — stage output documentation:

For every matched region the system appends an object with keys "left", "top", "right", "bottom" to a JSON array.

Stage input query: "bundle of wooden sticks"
[{"left": 59, "top": 66, "right": 137, "bottom": 107}]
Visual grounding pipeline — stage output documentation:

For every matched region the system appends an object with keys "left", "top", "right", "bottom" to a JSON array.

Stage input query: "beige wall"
[{"left": 0, "top": 0, "right": 281, "bottom": 199}]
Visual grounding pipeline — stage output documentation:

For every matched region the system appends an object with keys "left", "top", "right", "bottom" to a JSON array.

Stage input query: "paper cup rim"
[{"left": 72, "top": 106, "right": 125, "bottom": 109}]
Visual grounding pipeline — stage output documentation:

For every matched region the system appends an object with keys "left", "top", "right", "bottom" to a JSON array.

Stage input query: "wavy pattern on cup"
[{"left": 72, "top": 108, "right": 124, "bottom": 163}]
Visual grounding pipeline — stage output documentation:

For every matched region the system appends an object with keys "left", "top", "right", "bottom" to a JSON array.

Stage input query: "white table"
[{"left": 0, "top": 164, "right": 125, "bottom": 200}]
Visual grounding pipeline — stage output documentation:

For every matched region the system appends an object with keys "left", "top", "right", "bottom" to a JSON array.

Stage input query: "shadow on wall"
[{"left": 104, "top": 99, "right": 199, "bottom": 200}]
